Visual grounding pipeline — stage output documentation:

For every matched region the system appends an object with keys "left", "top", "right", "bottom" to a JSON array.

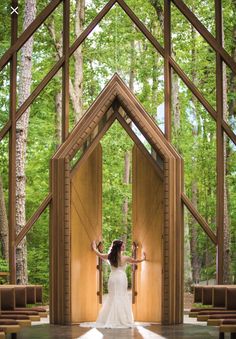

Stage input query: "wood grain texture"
[
  {"left": 132, "top": 145, "right": 163, "bottom": 322},
  {"left": 70, "top": 144, "right": 102, "bottom": 323}
]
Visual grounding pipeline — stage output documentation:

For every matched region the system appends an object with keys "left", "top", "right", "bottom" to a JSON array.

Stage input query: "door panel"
[
  {"left": 70, "top": 144, "right": 102, "bottom": 323},
  {"left": 132, "top": 145, "right": 163, "bottom": 322}
]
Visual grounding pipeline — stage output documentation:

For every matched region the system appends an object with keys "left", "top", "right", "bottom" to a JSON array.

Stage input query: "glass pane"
[
  {"left": 124, "top": 0, "right": 164, "bottom": 46},
  {"left": 0, "top": 134, "right": 9, "bottom": 273},
  {"left": 0, "top": 63, "right": 10, "bottom": 130},
  {"left": 26, "top": 207, "right": 49, "bottom": 302},
  {"left": 17, "top": 2, "right": 63, "bottom": 109},
  {"left": 181, "top": 0, "right": 215, "bottom": 36},
  {"left": 171, "top": 3, "right": 216, "bottom": 110},
  {"left": 0, "top": 1, "right": 11, "bottom": 60},
  {"left": 24, "top": 75, "right": 59, "bottom": 220},
  {"left": 70, "top": 0, "right": 108, "bottom": 46},
  {"left": 18, "top": 0, "right": 54, "bottom": 36},
  {"left": 184, "top": 206, "right": 216, "bottom": 288},
  {"left": 172, "top": 72, "right": 217, "bottom": 230},
  {"left": 222, "top": 0, "right": 236, "bottom": 56},
  {"left": 224, "top": 133, "right": 236, "bottom": 284}
]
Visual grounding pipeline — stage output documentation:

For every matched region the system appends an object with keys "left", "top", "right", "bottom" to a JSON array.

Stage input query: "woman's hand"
[{"left": 91, "top": 240, "right": 97, "bottom": 251}]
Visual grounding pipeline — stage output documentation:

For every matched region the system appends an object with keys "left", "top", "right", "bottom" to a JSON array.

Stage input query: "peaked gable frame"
[{"left": 50, "top": 74, "right": 183, "bottom": 325}]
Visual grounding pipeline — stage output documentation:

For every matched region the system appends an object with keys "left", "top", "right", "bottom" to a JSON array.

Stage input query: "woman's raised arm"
[
  {"left": 91, "top": 240, "right": 108, "bottom": 260},
  {"left": 125, "top": 252, "right": 146, "bottom": 264}
]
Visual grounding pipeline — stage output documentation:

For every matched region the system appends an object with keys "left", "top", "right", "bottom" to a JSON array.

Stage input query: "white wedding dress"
[{"left": 80, "top": 263, "right": 135, "bottom": 328}]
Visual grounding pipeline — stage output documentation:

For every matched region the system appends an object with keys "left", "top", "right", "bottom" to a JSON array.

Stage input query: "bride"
[{"left": 80, "top": 239, "right": 146, "bottom": 328}]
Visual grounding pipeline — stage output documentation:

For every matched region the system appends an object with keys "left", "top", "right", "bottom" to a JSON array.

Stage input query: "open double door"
[{"left": 70, "top": 142, "right": 163, "bottom": 323}]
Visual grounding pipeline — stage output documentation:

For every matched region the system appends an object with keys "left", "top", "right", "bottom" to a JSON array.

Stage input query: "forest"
[{"left": 0, "top": 0, "right": 236, "bottom": 301}]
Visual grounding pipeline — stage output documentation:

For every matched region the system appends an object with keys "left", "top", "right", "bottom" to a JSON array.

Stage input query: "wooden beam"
[
  {"left": 215, "top": 0, "right": 224, "bottom": 284},
  {"left": 171, "top": 0, "right": 236, "bottom": 75},
  {"left": 0, "top": 0, "right": 62, "bottom": 71},
  {"left": 8, "top": 0, "right": 18, "bottom": 284},
  {"left": 1, "top": 0, "right": 236, "bottom": 149},
  {"left": 164, "top": 0, "right": 171, "bottom": 141},
  {"left": 117, "top": 0, "right": 164, "bottom": 57},
  {"left": 181, "top": 193, "right": 217, "bottom": 244},
  {"left": 69, "top": 0, "right": 117, "bottom": 56},
  {"left": 0, "top": 0, "right": 117, "bottom": 142},
  {"left": 15, "top": 193, "right": 52, "bottom": 246},
  {"left": 70, "top": 110, "right": 116, "bottom": 176},
  {"left": 62, "top": 0, "right": 70, "bottom": 141}
]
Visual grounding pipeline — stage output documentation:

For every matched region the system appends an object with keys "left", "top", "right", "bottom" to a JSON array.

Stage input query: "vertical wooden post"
[
  {"left": 9, "top": 0, "right": 18, "bottom": 284},
  {"left": 215, "top": 0, "right": 224, "bottom": 284},
  {"left": 164, "top": 0, "right": 171, "bottom": 141},
  {"left": 62, "top": 0, "right": 70, "bottom": 141}
]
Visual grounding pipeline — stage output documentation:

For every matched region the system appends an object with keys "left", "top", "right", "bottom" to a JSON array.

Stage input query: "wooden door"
[
  {"left": 132, "top": 145, "right": 163, "bottom": 322},
  {"left": 70, "top": 144, "right": 102, "bottom": 323}
]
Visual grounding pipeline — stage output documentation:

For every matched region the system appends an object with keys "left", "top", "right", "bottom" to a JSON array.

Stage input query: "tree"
[{"left": 16, "top": 0, "right": 36, "bottom": 284}]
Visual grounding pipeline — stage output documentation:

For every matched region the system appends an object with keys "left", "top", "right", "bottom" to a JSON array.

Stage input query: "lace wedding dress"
[{"left": 80, "top": 263, "right": 135, "bottom": 328}]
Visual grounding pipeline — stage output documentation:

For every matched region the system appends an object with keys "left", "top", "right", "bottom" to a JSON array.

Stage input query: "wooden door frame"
[{"left": 50, "top": 75, "right": 183, "bottom": 325}]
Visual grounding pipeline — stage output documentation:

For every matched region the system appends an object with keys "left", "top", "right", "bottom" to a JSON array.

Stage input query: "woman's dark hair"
[{"left": 108, "top": 240, "right": 123, "bottom": 267}]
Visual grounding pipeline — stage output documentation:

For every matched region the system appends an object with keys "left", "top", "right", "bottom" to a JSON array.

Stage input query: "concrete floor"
[{"left": 16, "top": 316, "right": 222, "bottom": 339}]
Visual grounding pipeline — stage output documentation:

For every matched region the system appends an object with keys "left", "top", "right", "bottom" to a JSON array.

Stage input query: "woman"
[{"left": 80, "top": 239, "right": 146, "bottom": 328}]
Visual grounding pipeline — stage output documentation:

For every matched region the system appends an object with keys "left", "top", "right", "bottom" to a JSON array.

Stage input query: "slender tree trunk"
[
  {"left": 189, "top": 181, "right": 201, "bottom": 283},
  {"left": 188, "top": 25, "right": 202, "bottom": 283},
  {"left": 121, "top": 50, "right": 134, "bottom": 244},
  {"left": 46, "top": 0, "right": 85, "bottom": 127},
  {"left": 16, "top": 0, "right": 36, "bottom": 284},
  {"left": 0, "top": 176, "right": 9, "bottom": 260},
  {"left": 172, "top": 66, "right": 180, "bottom": 132},
  {"left": 121, "top": 151, "right": 131, "bottom": 245},
  {"left": 55, "top": 89, "right": 62, "bottom": 147},
  {"left": 71, "top": 0, "right": 85, "bottom": 122}
]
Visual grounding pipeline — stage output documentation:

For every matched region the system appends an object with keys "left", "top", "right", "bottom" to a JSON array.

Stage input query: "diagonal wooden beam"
[
  {"left": 1, "top": 0, "right": 236, "bottom": 150},
  {"left": 171, "top": 0, "right": 236, "bottom": 75},
  {"left": 16, "top": 193, "right": 52, "bottom": 246},
  {"left": 0, "top": 0, "right": 117, "bottom": 143},
  {"left": 181, "top": 193, "right": 217, "bottom": 244},
  {"left": 70, "top": 0, "right": 117, "bottom": 56},
  {"left": 117, "top": 0, "right": 164, "bottom": 57},
  {"left": 0, "top": 0, "right": 62, "bottom": 72}
]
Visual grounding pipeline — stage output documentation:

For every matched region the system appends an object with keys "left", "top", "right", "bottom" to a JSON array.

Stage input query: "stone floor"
[{"left": 15, "top": 316, "right": 223, "bottom": 339}]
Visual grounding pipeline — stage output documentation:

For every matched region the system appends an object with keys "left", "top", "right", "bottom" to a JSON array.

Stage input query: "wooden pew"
[
  {"left": 0, "top": 285, "right": 47, "bottom": 318},
  {"left": 0, "top": 288, "right": 41, "bottom": 321},
  {"left": 219, "top": 319, "right": 236, "bottom": 339},
  {"left": 189, "top": 285, "right": 227, "bottom": 317}
]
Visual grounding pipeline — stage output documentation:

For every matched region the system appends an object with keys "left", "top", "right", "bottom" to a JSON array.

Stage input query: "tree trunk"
[
  {"left": 46, "top": 0, "right": 85, "bottom": 126},
  {"left": 71, "top": 0, "right": 85, "bottom": 123},
  {"left": 188, "top": 24, "right": 202, "bottom": 283},
  {"left": 189, "top": 181, "right": 201, "bottom": 283},
  {"left": 0, "top": 176, "right": 9, "bottom": 260},
  {"left": 121, "top": 151, "right": 131, "bottom": 245},
  {"left": 55, "top": 89, "right": 62, "bottom": 147},
  {"left": 16, "top": 0, "right": 36, "bottom": 284},
  {"left": 172, "top": 65, "right": 180, "bottom": 132}
]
